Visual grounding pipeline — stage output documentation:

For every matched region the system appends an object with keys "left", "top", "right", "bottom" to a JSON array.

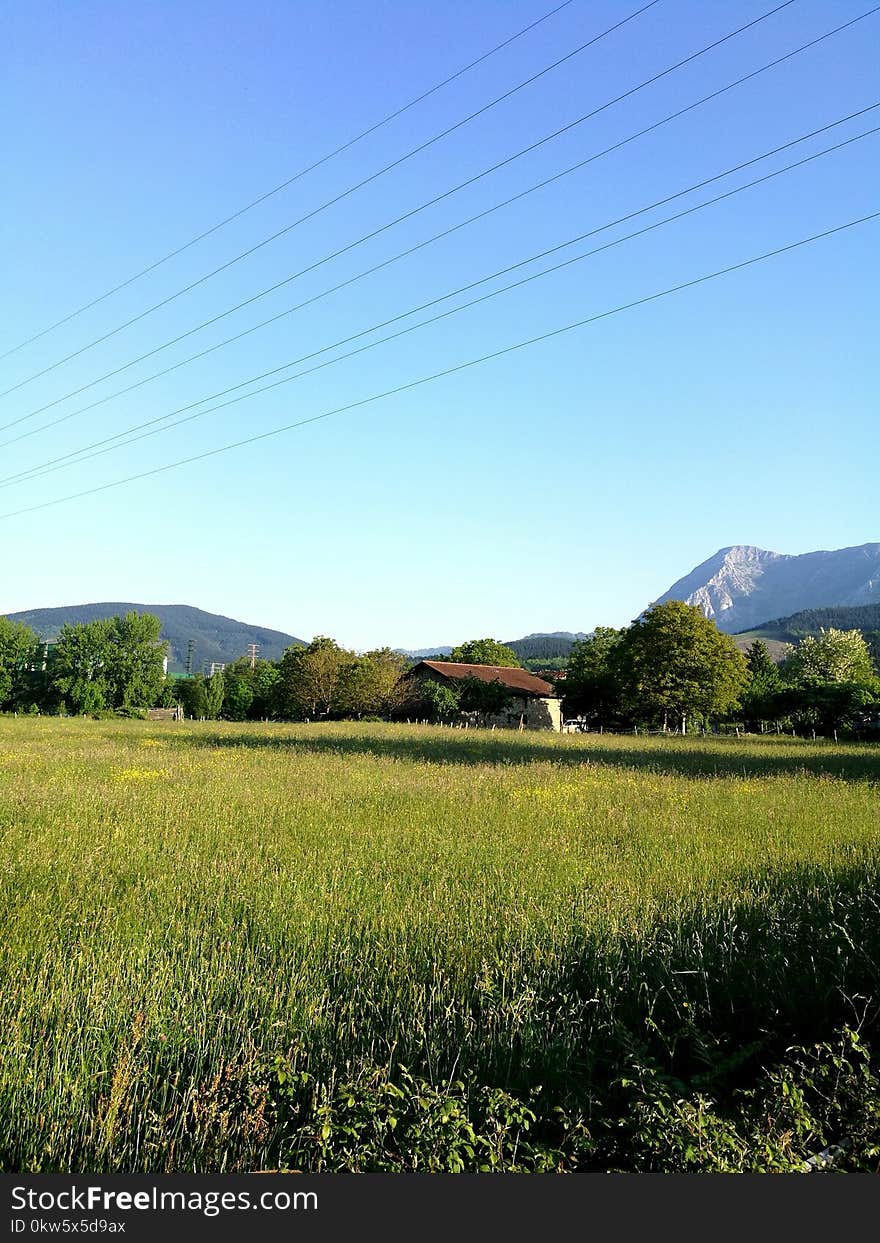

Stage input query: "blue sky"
[{"left": 1, "top": 0, "right": 878, "bottom": 649}]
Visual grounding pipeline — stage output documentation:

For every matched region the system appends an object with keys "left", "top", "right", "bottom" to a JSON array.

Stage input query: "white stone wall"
[{"left": 485, "top": 695, "right": 561, "bottom": 732}]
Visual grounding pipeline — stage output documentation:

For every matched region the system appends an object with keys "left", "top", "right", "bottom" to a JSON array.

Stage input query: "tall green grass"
[{"left": 1, "top": 719, "right": 878, "bottom": 1171}]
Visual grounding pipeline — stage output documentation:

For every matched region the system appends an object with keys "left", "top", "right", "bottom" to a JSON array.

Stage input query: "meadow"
[{"left": 1, "top": 717, "right": 878, "bottom": 1172}]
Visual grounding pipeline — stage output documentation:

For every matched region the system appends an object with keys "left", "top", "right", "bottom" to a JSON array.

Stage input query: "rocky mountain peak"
[{"left": 655, "top": 542, "right": 880, "bottom": 632}]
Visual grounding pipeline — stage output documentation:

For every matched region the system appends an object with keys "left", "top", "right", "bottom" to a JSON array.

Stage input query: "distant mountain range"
[
  {"left": 3, "top": 603, "right": 304, "bottom": 673},
  {"left": 656, "top": 543, "right": 880, "bottom": 633}
]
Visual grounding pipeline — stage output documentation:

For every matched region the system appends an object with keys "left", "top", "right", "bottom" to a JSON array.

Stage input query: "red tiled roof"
[{"left": 413, "top": 660, "right": 558, "bottom": 698}]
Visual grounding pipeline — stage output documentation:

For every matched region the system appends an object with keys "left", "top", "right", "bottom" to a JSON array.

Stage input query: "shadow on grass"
[
  {"left": 176, "top": 725, "right": 880, "bottom": 782},
  {"left": 300, "top": 858, "right": 880, "bottom": 1107}
]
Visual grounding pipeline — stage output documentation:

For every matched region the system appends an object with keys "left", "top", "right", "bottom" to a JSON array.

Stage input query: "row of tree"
[
  {"left": 2, "top": 603, "right": 878, "bottom": 735},
  {"left": 0, "top": 612, "right": 171, "bottom": 715},
  {"left": 563, "top": 602, "right": 880, "bottom": 735},
  {"left": 176, "top": 640, "right": 411, "bottom": 722}
]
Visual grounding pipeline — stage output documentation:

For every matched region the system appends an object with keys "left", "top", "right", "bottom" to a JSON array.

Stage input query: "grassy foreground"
[{"left": 1, "top": 718, "right": 879, "bottom": 1172}]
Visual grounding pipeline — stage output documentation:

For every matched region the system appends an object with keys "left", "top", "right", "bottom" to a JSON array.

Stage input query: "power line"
[
  {"left": 0, "top": 0, "right": 581, "bottom": 363},
  {"left": 0, "top": 0, "right": 665, "bottom": 400},
  {"left": 2, "top": 0, "right": 827, "bottom": 436},
  {"left": 2, "top": 210, "right": 875, "bottom": 523},
  {"left": 5, "top": 115, "right": 875, "bottom": 490},
  {"left": 6, "top": 63, "right": 877, "bottom": 458}
]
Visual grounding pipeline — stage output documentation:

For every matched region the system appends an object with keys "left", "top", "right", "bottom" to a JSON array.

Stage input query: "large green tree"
[
  {"left": 448, "top": 638, "right": 520, "bottom": 667},
  {"left": 337, "top": 648, "right": 409, "bottom": 718},
  {"left": 274, "top": 637, "right": 353, "bottom": 719},
  {"left": 49, "top": 619, "right": 114, "bottom": 713},
  {"left": 782, "top": 627, "right": 877, "bottom": 687},
  {"left": 107, "top": 612, "right": 168, "bottom": 709},
  {"left": 616, "top": 601, "right": 748, "bottom": 734},
  {"left": 222, "top": 659, "right": 256, "bottom": 721},
  {"left": 47, "top": 612, "right": 168, "bottom": 713}
]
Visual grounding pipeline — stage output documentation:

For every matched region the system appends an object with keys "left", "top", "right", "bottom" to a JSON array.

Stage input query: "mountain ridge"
[{"left": 655, "top": 542, "right": 880, "bottom": 633}]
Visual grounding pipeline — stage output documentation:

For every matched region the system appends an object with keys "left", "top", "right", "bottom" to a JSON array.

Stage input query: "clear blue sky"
[{"left": 2, "top": 0, "right": 878, "bottom": 649}]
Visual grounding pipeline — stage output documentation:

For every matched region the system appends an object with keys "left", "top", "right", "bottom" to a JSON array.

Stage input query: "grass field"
[{"left": 1, "top": 718, "right": 879, "bottom": 1172}]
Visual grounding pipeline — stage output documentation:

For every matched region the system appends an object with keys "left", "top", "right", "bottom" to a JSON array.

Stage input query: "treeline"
[
  {"left": 3, "top": 604, "right": 879, "bottom": 736},
  {"left": 177, "top": 637, "right": 523, "bottom": 723},
  {"left": 0, "top": 612, "right": 172, "bottom": 715},
  {"left": 505, "top": 635, "right": 578, "bottom": 666},
  {"left": 0, "top": 618, "right": 415, "bottom": 721},
  {"left": 751, "top": 602, "right": 880, "bottom": 644},
  {"left": 177, "top": 640, "right": 411, "bottom": 722},
  {"left": 563, "top": 602, "right": 880, "bottom": 736}
]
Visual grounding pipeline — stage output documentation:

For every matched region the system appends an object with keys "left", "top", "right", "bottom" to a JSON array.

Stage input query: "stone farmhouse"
[{"left": 408, "top": 660, "right": 562, "bottom": 731}]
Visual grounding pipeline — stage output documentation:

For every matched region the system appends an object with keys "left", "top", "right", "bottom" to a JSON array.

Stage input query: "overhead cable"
[
  {"left": 1, "top": 211, "right": 875, "bottom": 522},
  {"left": 0, "top": 0, "right": 581, "bottom": 362},
  {"left": 0, "top": 0, "right": 666, "bottom": 398},
  {"left": 3, "top": 116, "right": 876, "bottom": 489}
]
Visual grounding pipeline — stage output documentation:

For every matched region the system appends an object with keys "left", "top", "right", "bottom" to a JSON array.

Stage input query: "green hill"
[
  {"left": 3, "top": 603, "right": 304, "bottom": 673},
  {"left": 735, "top": 602, "right": 880, "bottom": 661},
  {"left": 504, "top": 633, "right": 587, "bottom": 668}
]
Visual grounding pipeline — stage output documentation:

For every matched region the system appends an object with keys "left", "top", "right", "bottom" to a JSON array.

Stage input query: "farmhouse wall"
[
  {"left": 481, "top": 695, "right": 562, "bottom": 731},
  {"left": 406, "top": 661, "right": 562, "bottom": 731}
]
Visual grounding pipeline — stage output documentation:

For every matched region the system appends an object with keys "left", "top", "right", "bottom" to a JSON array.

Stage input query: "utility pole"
[
  {"left": 185, "top": 639, "right": 195, "bottom": 677},
  {"left": 246, "top": 643, "right": 260, "bottom": 670}
]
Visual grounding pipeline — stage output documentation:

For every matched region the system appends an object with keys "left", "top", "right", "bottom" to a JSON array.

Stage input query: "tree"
[
  {"left": 778, "top": 628, "right": 879, "bottom": 735},
  {"left": 107, "top": 612, "right": 168, "bottom": 709},
  {"left": 0, "top": 618, "right": 39, "bottom": 709},
  {"left": 616, "top": 601, "right": 748, "bottom": 734},
  {"left": 771, "top": 680, "right": 878, "bottom": 736},
  {"left": 222, "top": 659, "right": 256, "bottom": 721},
  {"left": 47, "top": 612, "right": 168, "bottom": 714},
  {"left": 49, "top": 619, "right": 113, "bottom": 714},
  {"left": 218, "top": 658, "right": 280, "bottom": 721},
  {"left": 204, "top": 670, "right": 225, "bottom": 720},
  {"left": 782, "top": 628, "right": 877, "bottom": 688},
  {"left": 250, "top": 661, "right": 280, "bottom": 719},
  {"left": 562, "top": 627, "right": 625, "bottom": 723},
  {"left": 419, "top": 678, "right": 461, "bottom": 723},
  {"left": 177, "top": 674, "right": 208, "bottom": 720},
  {"left": 457, "top": 675, "right": 513, "bottom": 722},
  {"left": 337, "top": 648, "right": 409, "bottom": 718},
  {"left": 155, "top": 677, "right": 180, "bottom": 709},
  {"left": 274, "top": 637, "right": 352, "bottom": 719},
  {"left": 738, "top": 639, "right": 783, "bottom": 729},
  {"left": 448, "top": 638, "right": 520, "bottom": 667}
]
